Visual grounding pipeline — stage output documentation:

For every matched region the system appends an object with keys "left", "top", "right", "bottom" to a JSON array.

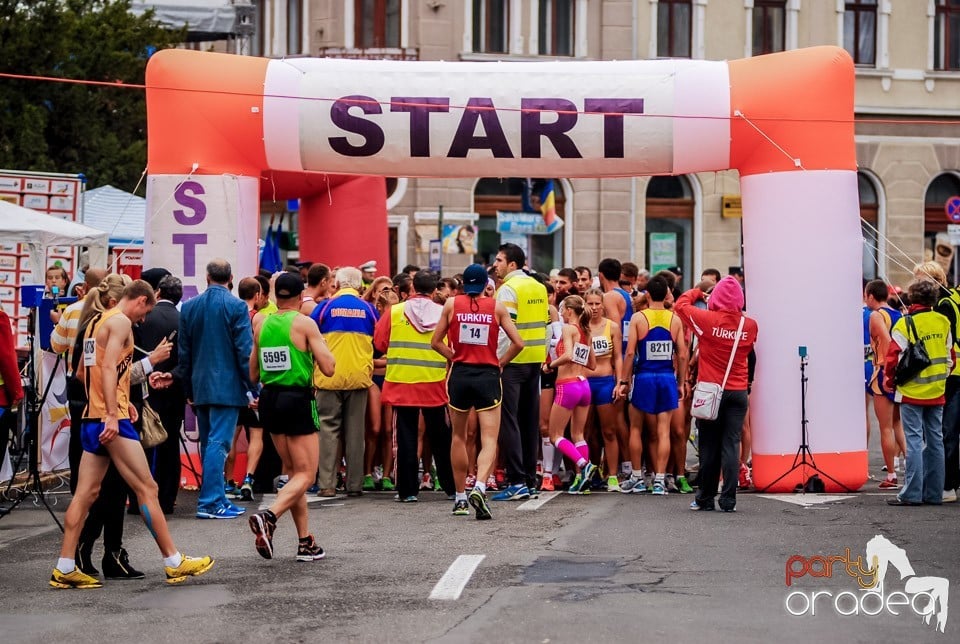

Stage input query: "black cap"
[
  {"left": 275, "top": 273, "right": 304, "bottom": 299},
  {"left": 665, "top": 265, "right": 683, "bottom": 276},
  {"left": 141, "top": 267, "right": 171, "bottom": 290},
  {"left": 462, "top": 264, "right": 487, "bottom": 295}
]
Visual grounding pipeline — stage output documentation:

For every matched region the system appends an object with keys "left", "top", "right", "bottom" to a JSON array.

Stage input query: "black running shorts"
[
  {"left": 447, "top": 363, "right": 502, "bottom": 412},
  {"left": 258, "top": 385, "right": 318, "bottom": 436}
]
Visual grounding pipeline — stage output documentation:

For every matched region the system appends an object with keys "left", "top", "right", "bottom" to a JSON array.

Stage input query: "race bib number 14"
[{"left": 460, "top": 323, "right": 490, "bottom": 346}]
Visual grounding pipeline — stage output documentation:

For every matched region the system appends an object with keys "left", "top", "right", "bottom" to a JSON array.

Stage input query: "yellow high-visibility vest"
[
  {"left": 501, "top": 274, "right": 548, "bottom": 364},
  {"left": 384, "top": 302, "right": 447, "bottom": 384},
  {"left": 895, "top": 310, "right": 952, "bottom": 400}
]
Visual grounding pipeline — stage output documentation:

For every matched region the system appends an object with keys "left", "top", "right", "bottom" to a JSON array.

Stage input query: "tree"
[{"left": 0, "top": 0, "right": 184, "bottom": 191}]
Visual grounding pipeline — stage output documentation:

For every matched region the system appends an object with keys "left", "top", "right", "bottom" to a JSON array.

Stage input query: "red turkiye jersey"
[{"left": 449, "top": 295, "right": 500, "bottom": 367}]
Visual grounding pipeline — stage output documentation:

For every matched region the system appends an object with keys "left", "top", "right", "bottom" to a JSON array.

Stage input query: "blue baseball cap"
[{"left": 462, "top": 264, "right": 488, "bottom": 295}]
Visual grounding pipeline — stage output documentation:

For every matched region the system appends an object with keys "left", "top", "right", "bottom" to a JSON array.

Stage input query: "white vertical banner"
[
  {"left": 144, "top": 175, "right": 259, "bottom": 301},
  {"left": 39, "top": 351, "right": 71, "bottom": 472}
]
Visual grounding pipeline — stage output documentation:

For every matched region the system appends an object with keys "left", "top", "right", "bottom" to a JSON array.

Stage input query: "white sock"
[
  {"left": 164, "top": 552, "right": 183, "bottom": 568},
  {"left": 576, "top": 457, "right": 587, "bottom": 469},
  {"left": 621, "top": 461, "right": 633, "bottom": 475},
  {"left": 475, "top": 481, "right": 487, "bottom": 494},
  {"left": 655, "top": 473, "right": 665, "bottom": 483},
  {"left": 57, "top": 557, "right": 75, "bottom": 573},
  {"left": 542, "top": 438, "right": 555, "bottom": 475},
  {"left": 456, "top": 492, "right": 467, "bottom": 502},
  {"left": 631, "top": 470, "right": 643, "bottom": 481}
]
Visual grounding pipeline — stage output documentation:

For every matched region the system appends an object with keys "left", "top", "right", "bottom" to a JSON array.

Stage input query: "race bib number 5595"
[{"left": 260, "top": 346, "right": 291, "bottom": 371}]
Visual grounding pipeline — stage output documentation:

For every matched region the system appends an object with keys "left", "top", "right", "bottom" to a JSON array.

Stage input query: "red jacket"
[
  {"left": 0, "top": 311, "right": 24, "bottom": 408},
  {"left": 674, "top": 289, "right": 758, "bottom": 391}
]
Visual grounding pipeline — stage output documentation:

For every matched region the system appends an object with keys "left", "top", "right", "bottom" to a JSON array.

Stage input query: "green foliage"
[{"left": 0, "top": 0, "right": 184, "bottom": 192}]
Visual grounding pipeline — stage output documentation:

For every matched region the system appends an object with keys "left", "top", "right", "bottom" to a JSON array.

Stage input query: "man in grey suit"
[{"left": 177, "top": 259, "right": 255, "bottom": 519}]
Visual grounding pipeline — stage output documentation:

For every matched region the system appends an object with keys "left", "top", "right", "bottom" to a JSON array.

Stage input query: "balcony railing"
[{"left": 317, "top": 47, "right": 419, "bottom": 61}]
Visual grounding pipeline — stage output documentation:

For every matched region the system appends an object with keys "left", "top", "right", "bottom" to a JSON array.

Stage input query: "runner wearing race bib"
[{"left": 547, "top": 295, "right": 599, "bottom": 495}]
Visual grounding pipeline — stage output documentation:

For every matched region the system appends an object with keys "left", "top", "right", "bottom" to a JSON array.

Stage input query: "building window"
[
  {"left": 539, "top": 0, "right": 575, "bottom": 56},
  {"left": 843, "top": 0, "right": 876, "bottom": 66},
  {"left": 473, "top": 0, "right": 509, "bottom": 54},
  {"left": 287, "top": 0, "right": 302, "bottom": 54},
  {"left": 356, "top": 0, "right": 401, "bottom": 48},
  {"left": 657, "top": 0, "right": 691, "bottom": 58},
  {"left": 753, "top": 1, "right": 785, "bottom": 56},
  {"left": 924, "top": 173, "right": 960, "bottom": 283},
  {"left": 858, "top": 172, "right": 880, "bottom": 280},
  {"left": 646, "top": 176, "right": 694, "bottom": 288},
  {"left": 935, "top": 0, "right": 960, "bottom": 71}
]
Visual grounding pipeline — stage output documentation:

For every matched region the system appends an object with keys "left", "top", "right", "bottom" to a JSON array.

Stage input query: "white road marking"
[
  {"left": 516, "top": 491, "right": 560, "bottom": 511},
  {"left": 429, "top": 554, "right": 486, "bottom": 601},
  {"left": 760, "top": 494, "right": 854, "bottom": 508},
  {"left": 257, "top": 493, "right": 345, "bottom": 511}
]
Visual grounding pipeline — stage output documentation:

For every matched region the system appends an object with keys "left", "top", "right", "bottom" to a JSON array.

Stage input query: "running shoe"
[
  {"left": 381, "top": 478, "right": 396, "bottom": 492},
  {"left": 495, "top": 469, "right": 507, "bottom": 488},
  {"left": 468, "top": 488, "right": 493, "bottom": 520},
  {"left": 397, "top": 495, "right": 418, "bottom": 503},
  {"left": 567, "top": 473, "right": 584, "bottom": 494},
  {"left": 362, "top": 474, "right": 376, "bottom": 491},
  {"left": 486, "top": 475, "right": 498, "bottom": 492},
  {"left": 581, "top": 463, "right": 598, "bottom": 490},
  {"left": 676, "top": 476, "right": 694, "bottom": 494},
  {"left": 102, "top": 548, "right": 145, "bottom": 580},
  {"left": 296, "top": 535, "right": 326, "bottom": 562},
  {"left": 619, "top": 476, "right": 644, "bottom": 493},
  {"left": 540, "top": 476, "right": 555, "bottom": 492},
  {"left": 606, "top": 476, "right": 620, "bottom": 492},
  {"left": 465, "top": 474, "right": 477, "bottom": 489},
  {"left": 196, "top": 504, "right": 244, "bottom": 520},
  {"left": 49, "top": 568, "right": 102, "bottom": 589},
  {"left": 225, "top": 501, "right": 246, "bottom": 515},
  {"left": 240, "top": 475, "right": 255, "bottom": 501},
  {"left": 249, "top": 511, "right": 277, "bottom": 560},
  {"left": 420, "top": 473, "right": 433, "bottom": 491},
  {"left": 224, "top": 479, "right": 239, "bottom": 498},
  {"left": 491, "top": 484, "right": 530, "bottom": 501},
  {"left": 651, "top": 480, "right": 666, "bottom": 495},
  {"left": 452, "top": 499, "right": 470, "bottom": 516},
  {"left": 307, "top": 483, "right": 321, "bottom": 494},
  {"left": 689, "top": 500, "right": 714, "bottom": 511},
  {"left": 164, "top": 554, "right": 215, "bottom": 584},
  {"left": 943, "top": 489, "right": 958, "bottom": 503},
  {"left": 665, "top": 474, "right": 679, "bottom": 494},
  {"left": 275, "top": 474, "right": 289, "bottom": 491},
  {"left": 878, "top": 477, "right": 899, "bottom": 489}
]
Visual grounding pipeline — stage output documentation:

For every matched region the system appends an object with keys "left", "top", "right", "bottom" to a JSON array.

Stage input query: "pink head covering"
[{"left": 707, "top": 276, "right": 744, "bottom": 312}]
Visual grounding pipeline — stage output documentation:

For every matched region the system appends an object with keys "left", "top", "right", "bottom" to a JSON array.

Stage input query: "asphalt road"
[{"left": 1, "top": 476, "right": 957, "bottom": 644}]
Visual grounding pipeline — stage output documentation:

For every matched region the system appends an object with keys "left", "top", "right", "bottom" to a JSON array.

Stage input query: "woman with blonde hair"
[
  {"left": 79, "top": 273, "right": 131, "bottom": 329},
  {"left": 361, "top": 276, "right": 398, "bottom": 491},
  {"left": 913, "top": 261, "right": 948, "bottom": 289}
]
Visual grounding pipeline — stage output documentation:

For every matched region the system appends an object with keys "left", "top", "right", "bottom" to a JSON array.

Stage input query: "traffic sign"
[{"left": 945, "top": 195, "right": 960, "bottom": 223}]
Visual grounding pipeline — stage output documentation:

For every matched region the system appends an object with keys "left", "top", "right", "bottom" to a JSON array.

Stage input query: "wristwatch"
[{"left": 618, "top": 380, "right": 629, "bottom": 386}]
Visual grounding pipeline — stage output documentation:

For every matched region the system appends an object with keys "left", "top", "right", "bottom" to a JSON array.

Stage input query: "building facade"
[{"left": 253, "top": 0, "right": 960, "bottom": 286}]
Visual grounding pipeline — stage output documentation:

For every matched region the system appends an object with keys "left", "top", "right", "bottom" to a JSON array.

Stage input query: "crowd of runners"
[{"left": 21, "top": 244, "right": 958, "bottom": 589}]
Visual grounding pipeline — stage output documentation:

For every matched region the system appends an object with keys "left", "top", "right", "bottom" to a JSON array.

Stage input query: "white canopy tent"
[
  {"left": 82, "top": 184, "right": 145, "bottom": 247},
  {"left": 0, "top": 200, "right": 108, "bottom": 283}
]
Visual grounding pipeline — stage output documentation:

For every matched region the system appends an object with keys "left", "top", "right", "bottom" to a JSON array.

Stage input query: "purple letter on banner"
[
  {"left": 520, "top": 98, "right": 582, "bottom": 159},
  {"left": 172, "top": 233, "right": 207, "bottom": 277},
  {"left": 447, "top": 98, "right": 514, "bottom": 159},
  {"left": 173, "top": 181, "right": 207, "bottom": 225},
  {"left": 391, "top": 97, "right": 450, "bottom": 157},
  {"left": 583, "top": 99, "right": 645, "bottom": 158},
  {"left": 329, "top": 95, "right": 385, "bottom": 157}
]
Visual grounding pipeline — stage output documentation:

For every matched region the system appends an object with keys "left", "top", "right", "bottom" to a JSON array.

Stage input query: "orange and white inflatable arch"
[{"left": 144, "top": 46, "right": 865, "bottom": 493}]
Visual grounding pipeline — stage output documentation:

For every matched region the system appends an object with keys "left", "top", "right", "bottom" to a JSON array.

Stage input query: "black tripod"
[
  {"left": 758, "top": 346, "right": 854, "bottom": 494},
  {"left": 0, "top": 310, "right": 65, "bottom": 530}
]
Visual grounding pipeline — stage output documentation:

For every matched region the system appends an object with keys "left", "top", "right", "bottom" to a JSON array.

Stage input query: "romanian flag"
[{"left": 539, "top": 179, "right": 563, "bottom": 233}]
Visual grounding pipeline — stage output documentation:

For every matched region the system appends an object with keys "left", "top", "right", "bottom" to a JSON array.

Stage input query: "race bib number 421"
[
  {"left": 572, "top": 342, "right": 590, "bottom": 366},
  {"left": 260, "top": 346, "right": 291, "bottom": 371}
]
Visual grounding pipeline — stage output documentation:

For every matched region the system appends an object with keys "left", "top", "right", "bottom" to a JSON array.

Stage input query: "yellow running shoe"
[
  {"left": 49, "top": 568, "right": 103, "bottom": 589},
  {"left": 164, "top": 554, "right": 215, "bottom": 585}
]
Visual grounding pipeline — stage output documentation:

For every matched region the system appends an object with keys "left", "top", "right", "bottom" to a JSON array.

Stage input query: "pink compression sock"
[
  {"left": 555, "top": 437, "right": 586, "bottom": 467},
  {"left": 575, "top": 441, "right": 590, "bottom": 462}
]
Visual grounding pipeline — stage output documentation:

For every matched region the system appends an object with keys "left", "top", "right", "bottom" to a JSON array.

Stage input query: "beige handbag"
[{"left": 139, "top": 382, "right": 168, "bottom": 448}]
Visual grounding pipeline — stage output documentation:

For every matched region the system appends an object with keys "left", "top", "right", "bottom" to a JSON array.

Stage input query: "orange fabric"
[
  {"left": 752, "top": 451, "right": 867, "bottom": 493},
  {"left": 146, "top": 50, "right": 269, "bottom": 175},
  {"left": 729, "top": 46, "right": 857, "bottom": 176}
]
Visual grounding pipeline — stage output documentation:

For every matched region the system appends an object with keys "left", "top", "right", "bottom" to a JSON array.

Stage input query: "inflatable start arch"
[{"left": 144, "top": 46, "right": 865, "bottom": 492}]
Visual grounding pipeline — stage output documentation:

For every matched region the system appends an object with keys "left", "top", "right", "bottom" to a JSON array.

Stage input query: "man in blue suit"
[{"left": 177, "top": 259, "right": 255, "bottom": 519}]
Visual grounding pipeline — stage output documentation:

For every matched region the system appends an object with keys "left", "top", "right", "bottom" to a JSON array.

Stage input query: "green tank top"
[{"left": 258, "top": 311, "right": 315, "bottom": 387}]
